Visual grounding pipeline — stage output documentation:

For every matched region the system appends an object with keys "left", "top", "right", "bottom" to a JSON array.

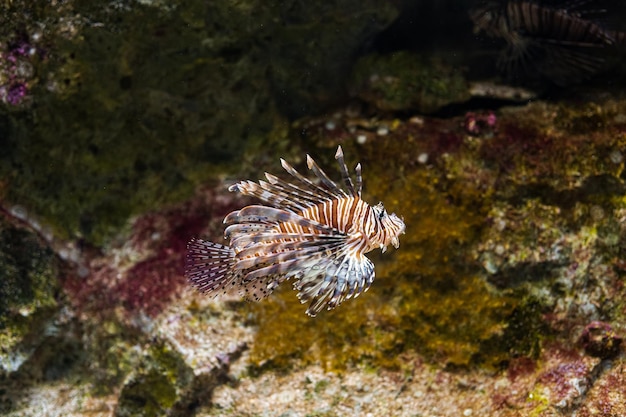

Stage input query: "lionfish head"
[
  {"left": 469, "top": 1, "right": 502, "bottom": 34},
  {"left": 372, "top": 202, "right": 406, "bottom": 253}
]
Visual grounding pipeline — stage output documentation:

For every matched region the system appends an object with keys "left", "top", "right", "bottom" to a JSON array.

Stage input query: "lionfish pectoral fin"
[
  {"left": 225, "top": 205, "right": 340, "bottom": 236},
  {"left": 294, "top": 253, "right": 375, "bottom": 317},
  {"left": 498, "top": 40, "right": 538, "bottom": 80},
  {"left": 185, "top": 238, "right": 240, "bottom": 295},
  {"left": 233, "top": 234, "right": 350, "bottom": 304},
  {"left": 537, "top": 41, "right": 607, "bottom": 84},
  {"left": 238, "top": 274, "right": 285, "bottom": 302}
]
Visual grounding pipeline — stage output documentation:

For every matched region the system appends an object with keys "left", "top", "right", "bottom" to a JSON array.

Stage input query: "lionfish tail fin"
[{"left": 185, "top": 238, "right": 239, "bottom": 295}]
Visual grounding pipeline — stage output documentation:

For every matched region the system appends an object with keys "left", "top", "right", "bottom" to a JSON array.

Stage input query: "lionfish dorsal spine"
[
  {"left": 280, "top": 158, "right": 339, "bottom": 202},
  {"left": 306, "top": 154, "right": 349, "bottom": 198},
  {"left": 354, "top": 163, "right": 362, "bottom": 198},
  {"left": 230, "top": 179, "right": 308, "bottom": 213},
  {"left": 334, "top": 145, "right": 358, "bottom": 197},
  {"left": 263, "top": 172, "right": 334, "bottom": 208}
]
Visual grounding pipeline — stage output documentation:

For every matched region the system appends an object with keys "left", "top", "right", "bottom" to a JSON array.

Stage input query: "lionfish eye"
[{"left": 378, "top": 210, "right": 386, "bottom": 220}]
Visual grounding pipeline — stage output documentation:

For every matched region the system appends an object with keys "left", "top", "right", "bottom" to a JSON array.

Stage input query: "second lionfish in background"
[
  {"left": 186, "top": 146, "right": 405, "bottom": 317},
  {"left": 470, "top": 0, "right": 626, "bottom": 85}
]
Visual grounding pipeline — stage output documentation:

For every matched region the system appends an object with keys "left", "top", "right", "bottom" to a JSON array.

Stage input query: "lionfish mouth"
[{"left": 391, "top": 236, "right": 400, "bottom": 249}]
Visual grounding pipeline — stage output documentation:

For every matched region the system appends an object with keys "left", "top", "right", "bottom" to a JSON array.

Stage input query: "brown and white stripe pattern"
[
  {"left": 186, "top": 146, "right": 405, "bottom": 316},
  {"left": 470, "top": 0, "right": 624, "bottom": 84}
]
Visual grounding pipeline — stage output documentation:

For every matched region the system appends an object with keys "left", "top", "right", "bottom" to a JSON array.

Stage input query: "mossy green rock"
[
  {"left": 350, "top": 51, "right": 470, "bottom": 113},
  {"left": 0, "top": 218, "right": 60, "bottom": 374},
  {"left": 0, "top": 0, "right": 398, "bottom": 246}
]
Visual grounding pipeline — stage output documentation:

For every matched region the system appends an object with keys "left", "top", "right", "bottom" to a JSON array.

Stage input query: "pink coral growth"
[
  {"left": 464, "top": 111, "right": 497, "bottom": 136},
  {"left": 63, "top": 186, "right": 241, "bottom": 317},
  {"left": 579, "top": 321, "right": 622, "bottom": 359},
  {"left": 539, "top": 359, "right": 592, "bottom": 408},
  {"left": 0, "top": 32, "right": 41, "bottom": 106}
]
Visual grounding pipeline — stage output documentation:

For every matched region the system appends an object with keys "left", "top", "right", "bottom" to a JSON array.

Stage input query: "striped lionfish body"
[
  {"left": 185, "top": 146, "right": 405, "bottom": 317},
  {"left": 470, "top": 0, "right": 625, "bottom": 84}
]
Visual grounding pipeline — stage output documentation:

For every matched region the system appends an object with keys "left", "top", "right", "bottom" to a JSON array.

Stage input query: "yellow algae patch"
[{"left": 247, "top": 168, "right": 518, "bottom": 370}]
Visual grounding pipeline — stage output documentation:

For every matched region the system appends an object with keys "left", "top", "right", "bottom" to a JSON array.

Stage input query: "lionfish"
[
  {"left": 470, "top": 0, "right": 625, "bottom": 84},
  {"left": 185, "top": 146, "right": 406, "bottom": 317}
]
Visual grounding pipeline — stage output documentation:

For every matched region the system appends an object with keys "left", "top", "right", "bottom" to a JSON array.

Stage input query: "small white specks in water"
[
  {"left": 325, "top": 120, "right": 336, "bottom": 131},
  {"left": 463, "top": 409, "right": 473, "bottom": 416},
  {"left": 151, "top": 232, "right": 162, "bottom": 241},
  {"left": 376, "top": 125, "right": 389, "bottom": 136},
  {"left": 609, "top": 149, "right": 623, "bottom": 164},
  {"left": 494, "top": 244, "right": 505, "bottom": 256},
  {"left": 410, "top": 116, "right": 424, "bottom": 125},
  {"left": 356, "top": 134, "right": 367, "bottom": 144},
  {"left": 495, "top": 218, "right": 506, "bottom": 232},
  {"left": 19, "top": 306, "right": 33, "bottom": 317},
  {"left": 417, "top": 153, "right": 429, "bottom": 164},
  {"left": 369, "top": 74, "right": 380, "bottom": 83},
  {"left": 10, "top": 205, "right": 27, "bottom": 220}
]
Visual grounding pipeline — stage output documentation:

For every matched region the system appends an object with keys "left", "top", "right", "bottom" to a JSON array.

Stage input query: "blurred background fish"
[{"left": 470, "top": 0, "right": 626, "bottom": 85}]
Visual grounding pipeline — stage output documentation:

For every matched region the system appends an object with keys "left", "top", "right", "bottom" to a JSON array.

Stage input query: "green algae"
[
  {"left": 0, "top": 219, "right": 60, "bottom": 372},
  {"left": 82, "top": 319, "right": 145, "bottom": 394},
  {"left": 1, "top": 0, "right": 397, "bottom": 247},
  {"left": 349, "top": 51, "right": 470, "bottom": 113},
  {"left": 116, "top": 369, "right": 177, "bottom": 417},
  {"left": 2, "top": 1, "right": 270, "bottom": 246},
  {"left": 115, "top": 341, "right": 190, "bottom": 417}
]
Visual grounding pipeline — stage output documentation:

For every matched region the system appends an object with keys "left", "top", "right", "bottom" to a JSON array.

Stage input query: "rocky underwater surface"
[{"left": 1, "top": 0, "right": 626, "bottom": 416}]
